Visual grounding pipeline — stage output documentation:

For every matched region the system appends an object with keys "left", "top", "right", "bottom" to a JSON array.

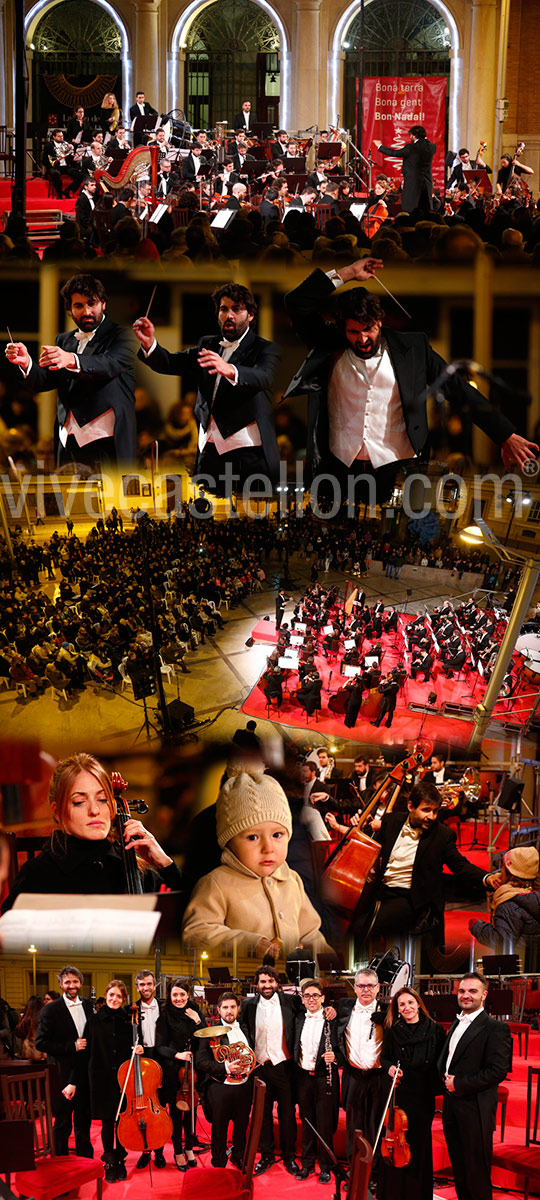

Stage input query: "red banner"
[{"left": 361, "top": 76, "right": 447, "bottom": 198}]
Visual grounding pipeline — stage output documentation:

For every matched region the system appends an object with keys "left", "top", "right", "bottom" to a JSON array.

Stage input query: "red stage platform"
[{"left": 243, "top": 611, "right": 536, "bottom": 747}]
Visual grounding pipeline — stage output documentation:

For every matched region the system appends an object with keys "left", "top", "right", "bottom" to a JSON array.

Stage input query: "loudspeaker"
[
  {"left": 167, "top": 699, "right": 195, "bottom": 732},
  {"left": 498, "top": 778, "right": 524, "bottom": 812}
]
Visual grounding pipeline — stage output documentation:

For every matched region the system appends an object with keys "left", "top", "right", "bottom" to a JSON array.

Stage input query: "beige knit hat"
[
  {"left": 216, "top": 765, "right": 292, "bottom": 848},
  {"left": 504, "top": 846, "right": 539, "bottom": 880}
]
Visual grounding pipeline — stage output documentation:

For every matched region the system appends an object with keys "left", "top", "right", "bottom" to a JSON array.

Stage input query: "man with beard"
[
  {"left": 284, "top": 261, "right": 538, "bottom": 507},
  {"left": 239, "top": 966, "right": 302, "bottom": 1176},
  {"left": 35, "top": 965, "right": 94, "bottom": 1157},
  {"left": 196, "top": 991, "right": 255, "bottom": 1169},
  {"left": 5, "top": 274, "right": 137, "bottom": 466},
  {"left": 365, "top": 782, "right": 498, "bottom": 941},
  {"left": 134, "top": 283, "right": 280, "bottom": 494}
]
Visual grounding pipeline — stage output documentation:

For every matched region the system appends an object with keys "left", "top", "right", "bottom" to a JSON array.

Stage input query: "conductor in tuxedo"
[
  {"left": 5, "top": 274, "right": 137, "bottom": 467},
  {"left": 134, "top": 282, "right": 281, "bottom": 494},
  {"left": 284, "top": 260, "right": 537, "bottom": 505},
  {"left": 376, "top": 125, "right": 436, "bottom": 214},
  {"left": 439, "top": 972, "right": 512, "bottom": 1200},
  {"left": 35, "top": 966, "right": 94, "bottom": 1157}
]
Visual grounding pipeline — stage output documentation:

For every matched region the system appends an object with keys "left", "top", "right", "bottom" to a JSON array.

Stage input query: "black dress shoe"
[
  {"left": 136, "top": 1152, "right": 151, "bottom": 1169},
  {"left": 154, "top": 1150, "right": 166, "bottom": 1168},
  {"left": 297, "top": 1165, "right": 315, "bottom": 1180},
  {"left": 284, "top": 1159, "right": 301, "bottom": 1176},
  {"left": 254, "top": 1157, "right": 275, "bottom": 1175},
  {"left": 229, "top": 1157, "right": 243, "bottom": 1171},
  {"left": 104, "top": 1164, "right": 118, "bottom": 1183},
  {"left": 115, "top": 1161, "right": 127, "bottom": 1181},
  {"left": 319, "top": 1170, "right": 332, "bottom": 1183}
]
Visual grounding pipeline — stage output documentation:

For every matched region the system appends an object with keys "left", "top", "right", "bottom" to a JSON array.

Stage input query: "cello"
[
  {"left": 322, "top": 750, "right": 424, "bottom": 919},
  {"left": 116, "top": 1007, "right": 173, "bottom": 1155},
  {"left": 111, "top": 770, "right": 150, "bottom": 894}
]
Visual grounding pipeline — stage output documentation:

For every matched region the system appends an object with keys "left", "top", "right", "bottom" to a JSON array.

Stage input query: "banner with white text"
[{"left": 361, "top": 76, "right": 447, "bottom": 197}]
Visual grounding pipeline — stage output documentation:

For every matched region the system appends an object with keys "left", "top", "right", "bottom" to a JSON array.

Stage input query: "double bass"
[{"left": 322, "top": 750, "right": 424, "bottom": 920}]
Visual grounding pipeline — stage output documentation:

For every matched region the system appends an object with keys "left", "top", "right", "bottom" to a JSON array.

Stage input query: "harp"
[{"left": 95, "top": 143, "right": 160, "bottom": 195}]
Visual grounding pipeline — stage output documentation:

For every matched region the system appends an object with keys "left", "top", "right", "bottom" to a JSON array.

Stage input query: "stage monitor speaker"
[
  {"left": 167, "top": 698, "right": 195, "bottom": 732},
  {"left": 498, "top": 778, "right": 524, "bottom": 812}
]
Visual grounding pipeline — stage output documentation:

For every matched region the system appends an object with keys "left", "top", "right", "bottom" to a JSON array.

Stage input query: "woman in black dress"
[
  {"left": 87, "top": 979, "right": 143, "bottom": 1182},
  {"left": 2, "top": 752, "right": 182, "bottom": 911},
  {"left": 378, "top": 986, "right": 445, "bottom": 1200},
  {"left": 155, "top": 977, "right": 206, "bottom": 1171}
]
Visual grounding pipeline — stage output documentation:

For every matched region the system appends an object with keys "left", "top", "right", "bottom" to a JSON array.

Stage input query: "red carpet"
[
  {"left": 67, "top": 1033, "right": 539, "bottom": 1199},
  {"left": 242, "top": 613, "right": 535, "bottom": 745}
]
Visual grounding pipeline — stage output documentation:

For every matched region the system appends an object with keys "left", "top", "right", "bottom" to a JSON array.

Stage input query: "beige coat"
[{"left": 182, "top": 847, "right": 334, "bottom": 955}]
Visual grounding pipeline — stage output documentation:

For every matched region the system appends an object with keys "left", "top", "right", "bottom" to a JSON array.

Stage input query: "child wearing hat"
[
  {"left": 182, "top": 766, "right": 334, "bottom": 956},
  {"left": 469, "top": 845, "right": 540, "bottom": 949}
]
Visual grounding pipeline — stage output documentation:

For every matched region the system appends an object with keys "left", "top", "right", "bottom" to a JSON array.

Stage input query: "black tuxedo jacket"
[
  {"left": 139, "top": 327, "right": 281, "bottom": 482},
  {"left": 24, "top": 316, "right": 137, "bottom": 463},
  {"left": 239, "top": 991, "right": 302, "bottom": 1056},
  {"left": 35, "top": 996, "right": 94, "bottom": 1087},
  {"left": 378, "top": 138, "right": 436, "bottom": 212},
  {"left": 284, "top": 269, "right": 515, "bottom": 482},
  {"left": 375, "top": 811, "right": 487, "bottom": 920},
  {"left": 214, "top": 172, "right": 240, "bottom": 195},
  {"left": 74, "top": 191, "right": 95, "bottom": 236},
  {"left": 66, "top": 118, "right": 92, "bottom": 145},
  {"left": 438, "top": 1010, "right": 512, "bottom": 1156},
  {"left": 129, "top": 101, "right": 158, "bottom": 121},
  {"left": 259, "top": 199, "right": 281, "bottom": 227},
  {"left": 156, "top": 171, "right": 179, "bottom": 196},
  {"left": 182, "top": 153, "right": 205, "bottom": 182}
]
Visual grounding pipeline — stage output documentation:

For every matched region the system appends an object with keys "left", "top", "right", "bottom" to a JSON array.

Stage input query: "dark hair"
[
  {"left": 217, "top": 990, "right": 239, "bottom": 1006},
  {"left": 265, "top": 187, "right": 278, "bottom": 202},
  {"left": 458, "top": 148, "right": 469, "bottom": 157},
  {"left": 44, "top": 990, "right": 60, "bottom": 1002},
  {"left": 385, "top": 986, "right": 432, "bottom": 1027},
  {"left": 333, "top": 287, "right": 384, "bottom": 330},
  {"left": 300, "top": 978, "right": 324, "bottom": 996},
  {"left": 501, "top": 154, "right": 512, "bottom": 164},
  {"left": 408, "top": 780, "right": 442, "bottom": 811},
  {"left": 460, "top": 971, "right": 487, "bottom": 989},
  {"left": 211, "top": 282, "right": 257, "bottom": 319},
  {"left": 135, "top": 969, "right": 155, "bottom": 986},
  {"left": 410, "top": 124, "right": 427, "bottom": 138},
  {"left": 167, "top": 976, "right": 192, "bottom": 1001},
  {"left": 82, "top": 176, "right": 95, "bottom": 188},
  {"left": 105, "top": 978, "right": 128, "bottom": 1003},
  {"left": 57, "top": 965, "right": 83, "bottom": 984},
  {"left": 60, "top": 275, "right": 107, "bottom": 309},
  {"left": 254, "top": 965, "right": 280, "bottom": 985},
  {"left": 118, "top": 187, "right": 135, "bottom": 202}
]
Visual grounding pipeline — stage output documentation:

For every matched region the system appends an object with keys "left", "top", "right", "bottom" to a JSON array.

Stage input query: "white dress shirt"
[
  {"left": 345, "top": 1000, "right": 379, "bottom": 1069},
  {"left": 140, "top": 997, "right": 160, "bottom": 1047},
  {"left": 255, "top": 993, "right": 286, "bottom": 1065},
  {"left": 382, "top": 820, "right": 422, "bottom": 889},
  {"left": 64, "top": 994, "right": 87, "bottom": 1038},
  {"left": 446, "top": 1006, "right": 484, "bottom": 1073},
  {"left": 300, "top": 1010, "right": 324, "bottom": 1070}
]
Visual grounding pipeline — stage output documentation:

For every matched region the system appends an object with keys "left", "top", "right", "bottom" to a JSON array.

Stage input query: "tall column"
[
  {"left": 134, "top": 1, "right": 162, "bottom": 111},
  {"left": 293, "top": 0, "right": 322, "bottom": 130},
  {"left": 467, "top": 0, "right": 498, "bottom": 157},
  {"left": 0, "top": 0, "right": 7, "bottom": 126}
]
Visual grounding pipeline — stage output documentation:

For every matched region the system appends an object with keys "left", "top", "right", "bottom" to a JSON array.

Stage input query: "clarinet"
[{"left": 324, "top": 1018, "right": 333, "bottom": 1095}]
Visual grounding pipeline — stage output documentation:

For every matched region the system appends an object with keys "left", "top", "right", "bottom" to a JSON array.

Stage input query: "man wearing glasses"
[{"left": 336, "top": 969, "right": 386, "bottom": 1161}]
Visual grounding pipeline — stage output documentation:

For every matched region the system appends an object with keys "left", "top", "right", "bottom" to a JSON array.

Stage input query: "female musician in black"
[
  {"left": 155, "top": 978, "right": 207, "bottom": 1170},
  {"left": 2, "top": 753, "right": 182, "bottom": 911},
  {"left": 87, "top": 979, "right": 143, "bottom": 1182},
  {"left": 378, "top": 987, "right": 445, "bottom": 1200}
]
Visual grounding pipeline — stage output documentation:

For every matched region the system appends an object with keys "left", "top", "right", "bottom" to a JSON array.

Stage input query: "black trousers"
[
  {"left": 295, "top": 1067, "right": 338, "bottom": 1169},
  {"left": 205, "top": 1078, "right": 253, "bottom": 1167},
  {"left": 442, "top": 1094, "right": 493, "bottom": 1200},
  {"left": 255, "top": 1059, "right": 296, "bottom": 1160},
  {"left": 163, "top": 1089, "right": 194, "bottom": 1153},
  {"left": 52, "top": 1086, "right": 93, "bottom": 1157},
  {"left": 372, "top": 695, "right": 396, "bottom": 727},
  {"left": 344, "top": 1065, "right": 385, "bottom": 1162},
  {"left": 196, "top": 443, "right": 271, "bottom": 496},
  {"left": 369, "top": 885, "right": 415, "bottom": 936}
]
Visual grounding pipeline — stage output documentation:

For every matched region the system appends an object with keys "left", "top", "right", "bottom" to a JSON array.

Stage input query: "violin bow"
[{"left": 372, "top": 1061, "right": 401, "bottom": 1156}]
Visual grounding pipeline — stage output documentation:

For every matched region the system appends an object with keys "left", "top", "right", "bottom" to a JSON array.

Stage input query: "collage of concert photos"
[{"left": 0, "top": 246, "right": 539, "bottom": 1200}]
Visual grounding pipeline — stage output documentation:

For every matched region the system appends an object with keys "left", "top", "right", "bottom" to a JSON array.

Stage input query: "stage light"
[{"left": 459, "top": 524, "right": 483, "bottom": 545}]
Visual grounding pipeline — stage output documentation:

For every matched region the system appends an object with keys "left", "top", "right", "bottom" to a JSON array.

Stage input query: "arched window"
[
  {"left": 31, "top": 0, "right": 123, "bottom": 126},
  {"left": 184, "top": 0, "right": 280, "bottom": 130}
]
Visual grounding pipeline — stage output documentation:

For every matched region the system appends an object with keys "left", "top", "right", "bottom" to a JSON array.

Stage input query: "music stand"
[
  {"left": 252, "top": 121, "right": 274, "bottom": 140},
  {"left": 463, "top": 167, "right": 492, "bottom": 195},
  {"left": 317, "top": 142, "right": 344, "bottom": 162},
  {"left": 480, "top": 953, "right": 521, "bottom": 981}
]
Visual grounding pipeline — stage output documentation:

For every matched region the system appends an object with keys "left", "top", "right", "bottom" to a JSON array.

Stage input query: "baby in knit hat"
[{"left": 182, "top": 765, "right": 333, "bottom": 958}]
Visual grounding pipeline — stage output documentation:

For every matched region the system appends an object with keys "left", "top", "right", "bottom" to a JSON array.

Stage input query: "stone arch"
[{"left": 25, "top": 0, "right": 132, "bottom": 110}]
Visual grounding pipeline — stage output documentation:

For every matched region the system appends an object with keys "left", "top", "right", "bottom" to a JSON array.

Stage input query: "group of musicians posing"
[
  {"left": 33, "top": 961, "right": 511, "bottom": 1200},
  {"left": 262, "top": 582, "right": 509, "bottom": 730}
]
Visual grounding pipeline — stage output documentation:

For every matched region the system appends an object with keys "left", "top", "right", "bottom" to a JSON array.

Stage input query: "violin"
[
  {"left": 176, "top": 1052, "right": 199, "bottom": 1112},
  {"left": 381, "top": 1079, "right": 411, "bottom": 1168},
  {"left": 111, "top": 770, "right": 148, "bottom": 895},
  {"left": 117, "top": 1007, "right": 173, "bottom": 1154}
]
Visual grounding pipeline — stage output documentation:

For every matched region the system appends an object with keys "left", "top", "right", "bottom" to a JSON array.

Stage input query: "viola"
[
  {"left": 176, "top": 1053, "right": 199, "bottom": 1112},
  {"left": 117, "top": 1008, "right": 173, "bottom": 1154}
]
